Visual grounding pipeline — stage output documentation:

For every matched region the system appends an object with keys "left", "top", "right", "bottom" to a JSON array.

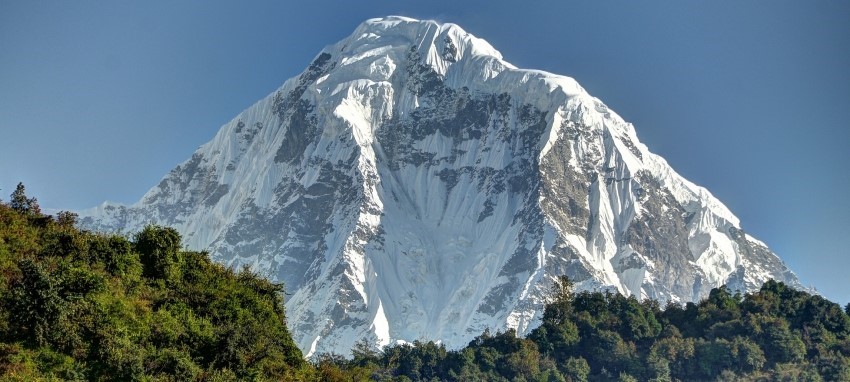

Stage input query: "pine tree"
[{"left": 9, "top": 182, "right": 40, "bottom": 215}]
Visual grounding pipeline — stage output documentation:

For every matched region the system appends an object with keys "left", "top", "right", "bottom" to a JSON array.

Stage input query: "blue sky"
[{"left": 1, "top": 1, "right": 848, "bottom": 304}]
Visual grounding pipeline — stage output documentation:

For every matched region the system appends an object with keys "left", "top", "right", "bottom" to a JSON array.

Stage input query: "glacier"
[{"left": 80, "top": 16, "right": 802, "bottom": 356}]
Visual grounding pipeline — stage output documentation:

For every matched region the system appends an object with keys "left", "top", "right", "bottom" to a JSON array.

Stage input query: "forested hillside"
[
  {"left": 0, "top": 184, "right": 310, "bottom": 381},
  {"left": 321, "top": 276, "right": 850, "bottom": 381},
  {"left": 1, "top": 184, "right": 848, "bottom": 381}
]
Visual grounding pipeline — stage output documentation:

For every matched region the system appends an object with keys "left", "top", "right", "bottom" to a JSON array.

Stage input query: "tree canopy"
[{"left": 0, "top": 186, "right": 309, "bottom": 381}]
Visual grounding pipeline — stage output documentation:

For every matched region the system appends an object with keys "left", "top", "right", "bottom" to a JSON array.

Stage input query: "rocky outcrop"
[{"left": 80, "top": 16, "right": 802, "bottom": 356}]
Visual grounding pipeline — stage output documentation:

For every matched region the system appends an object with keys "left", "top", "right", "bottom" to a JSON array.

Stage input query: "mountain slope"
[{"left": 80, "top": 16, "right": 802, "bottom": 355}]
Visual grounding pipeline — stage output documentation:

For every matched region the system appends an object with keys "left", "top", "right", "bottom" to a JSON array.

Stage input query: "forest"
[{"left": 1, "top": 183, "right": 848, "bottom": 381}]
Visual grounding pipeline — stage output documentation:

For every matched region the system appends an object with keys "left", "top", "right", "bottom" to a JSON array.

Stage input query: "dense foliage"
[
  {"left": 321, "top": 278, "right": 850, "bottom": 381},
  {"left": 0, "top": 185, "right": 310, "bottom": 381},
  {"left": 1, "top": 185, "right": 848, "bottom": 381}
]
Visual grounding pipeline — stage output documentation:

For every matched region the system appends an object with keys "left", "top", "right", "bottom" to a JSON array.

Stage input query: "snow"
[
  {"left": 78, "top": 16, "right": 803, "bottom": 357},
  {"left": 745, "top": 233, "right": 768, "bottom": 248},
  {"left": 306, "top": 336, "right": 322, "bottom": 359}
]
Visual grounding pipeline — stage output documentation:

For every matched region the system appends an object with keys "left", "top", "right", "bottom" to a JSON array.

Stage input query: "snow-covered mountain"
[{"left": 80, "top": 16, "right": 802, "bottom": 356}]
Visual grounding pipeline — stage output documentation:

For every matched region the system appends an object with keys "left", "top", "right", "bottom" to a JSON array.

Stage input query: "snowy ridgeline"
[{"left": 79, "top": 16, "right": 802, "bottom": 356}]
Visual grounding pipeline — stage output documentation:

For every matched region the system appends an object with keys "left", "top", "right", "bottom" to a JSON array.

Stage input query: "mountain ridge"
[{"left": 80, "top": 16, "right": 802, "bottom": 355}]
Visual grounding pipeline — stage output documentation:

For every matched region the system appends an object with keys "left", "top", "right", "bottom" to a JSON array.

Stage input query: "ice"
[{"left": 78, "top": 16, "right": 803, "bottom": 356}]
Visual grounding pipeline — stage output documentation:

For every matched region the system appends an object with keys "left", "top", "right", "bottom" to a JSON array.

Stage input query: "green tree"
[
  {"left": 732, "top": 337, "right": 766, "bottom": 373},
  {"left": 9, "top": 182, "right": 40, "bottom": 215},
  {"left": 55, "top": 211, "right": 78, "bottom": 227},
  {"left": 692, "top": 339, "right": 735, "bottom": 379},
  {"left": 350, "top": 337, "right": 379, "bottom": 368},
  {"left": 6, "top": 258, "right": 65, "bottom": 346},
  {"left": 541, "top": 276, "right": 576, "bottom": 328},
  {"left": 817, "top": 350, "right": 850, "bottom": 381},
  {"left": 562, "top": 356, "right": 590, "bottom": 382},
  {"left": 134, "top": 225, "right": 183, "bottom": 283},
  {"left": 761, "top": 319, "right": 806, "bottom": 364}
]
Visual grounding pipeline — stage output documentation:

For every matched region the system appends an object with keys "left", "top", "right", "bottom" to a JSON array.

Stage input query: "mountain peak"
[
  {"left": 80, "top": 17, "right": 802, "bottom": 356},
  {"left": 334, "top": 16, "right": 504, "bottom": 63},
  {"left": 321, "top": 15, "right": 590, "bottom": 103}
]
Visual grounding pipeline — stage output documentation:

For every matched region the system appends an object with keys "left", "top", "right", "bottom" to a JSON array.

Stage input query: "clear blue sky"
[{"left": 1, "top": 1, "right": 848, "bottom": 304}]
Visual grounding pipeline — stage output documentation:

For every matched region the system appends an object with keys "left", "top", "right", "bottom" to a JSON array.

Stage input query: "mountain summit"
[{"left": 80, "top": 16, "right": 801, "bottom": 355}]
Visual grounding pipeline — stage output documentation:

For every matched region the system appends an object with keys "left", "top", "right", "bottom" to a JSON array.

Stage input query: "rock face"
[{"left": 80, "top": 16, "right": 802, "bottom": 356}]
